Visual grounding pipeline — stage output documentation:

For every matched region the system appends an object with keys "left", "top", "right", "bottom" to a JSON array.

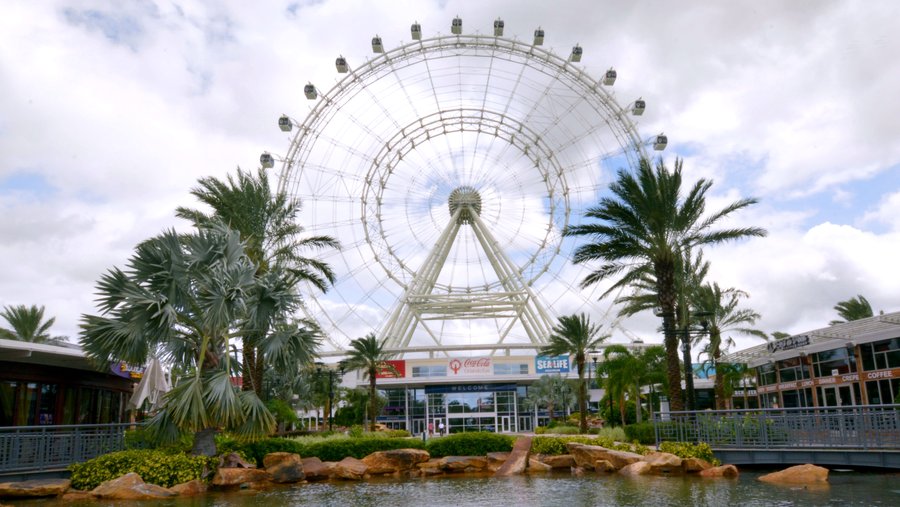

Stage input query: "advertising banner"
[
  {"left": 448, "top": 357, "right": 492, "bottom": 376},
  {"left": 375, "top": 359, "right": 406, "bottom": 378},
  {"left": 535, "top": 355, "right": 570, "bottom": 374}
]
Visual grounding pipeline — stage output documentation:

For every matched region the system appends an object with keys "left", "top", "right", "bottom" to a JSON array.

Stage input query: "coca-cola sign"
[{"left": 448, "top": 357, "right": 492, "bottom": 376}]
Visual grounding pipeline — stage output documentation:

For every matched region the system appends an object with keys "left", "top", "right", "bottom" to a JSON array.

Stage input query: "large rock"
[
  {"left": 440, "top": 456, "right": 488, "bottom": 472},
  {"left": 301, "top": 457, "right": 334, "bottom": 481},
  {"left": 362, "top": 448, "right": 430, "bottom": 475},
  {"left": 0, "top": 478, "right": 70, "bottom": 498},
  {"left": 211, "top": 468, "right": 271, "bottom": 488},
  {"left": 758, "top": 464, "right": 828, "bottom": 485},
  {"left": 682, "top": 457, "right": 714, "bottom": 473},
  {"left": 594, "top": 460, "right": 617, "bottom": 473},
  {"left": 219, "top": 452, "right": 256, "bottom": 468},
  {"left": 91, "top": 473, "right": 177, "bottom": 500},
  {"left": 642, "top": 452, "right": 684, "bottom": 475},
  {"left": 487, "top": 452, "right": 511, "bottom": 472},
  {"left": 495, "top": 436, "right": 532, "bottom": 477},
  {"left": 169, "top": 479, "right": 207, "bottom": 496},
  {"left": 699, "top": 465, "right": 739, "bottom": 478},
  {"left": 264, "top": 452, "right": 305, "bottom": 483},
  {"left": 538, "top": 454, "right": 575, "bottom": 469},
  {"left": 417, "top": 458, "right": 445, "bottom": 476},
  {"left": 333, "top": 457, "right": 368, "bottom": 480},
  {"left": 60, "top": 491, "right": 93, "bottom": 501},
  {"left": 527, "top": 458, "right": 553, "bottom": 473},
  {"left": 566, "top": 443, "right": 642, "bottom": 471},
  {"left": 619, "top": 461, "right": 653, "bottom": 476}
]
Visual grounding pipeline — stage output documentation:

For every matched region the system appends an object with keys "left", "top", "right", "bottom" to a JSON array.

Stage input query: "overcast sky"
[{"left": 2, "top": 0, "right": 898, "bottom": 356}]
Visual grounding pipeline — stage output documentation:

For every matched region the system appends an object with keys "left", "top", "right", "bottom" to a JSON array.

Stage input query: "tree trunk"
[
  {"left": 656, "top": 262, "right": 684, "bottom": 412},
  {"left": 368, "top": 374, "right": 377, "bottom": 432},
  {"left": 191, "top": 427, "right": 218, "bottom": 457},
  {"left": 634, "top": 388, "right": 643, "bottom": 423},
  {"left": 713, "top": 343, "right": 726, "bottom": 410},
  {"left": 618, "top": 394, "right": 626, "bottom": 426},
  {"left": 577, "top": 359, "right": 588, "bottom": 433}
]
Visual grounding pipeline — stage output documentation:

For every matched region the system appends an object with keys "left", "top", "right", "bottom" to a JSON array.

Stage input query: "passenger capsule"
[
  {"left": 304, "top": 83, "right": 317, "bottom": 100},
  {"left": 533, "top": 27, "right": 544, "bottom": 45},
  {"left": 278, "top": 115, "right": 292, "bottom": 132},
  {"left": 372, "top": 35, "right": 384, "bottom": 53},
  {"left": 632, "top": 99, "right": 646, "bottom": 116},
  {"left": 653, "top": 134, "right": 668, "bottom": 151},
  {"left": 335, "top": 56, "right": 348, "bottom": 73},
  {"left": 602, "top": 68, "right": 617, "bottom": 86},
  {"left": 260, "top": 152, "right": 274, "bottom": 169},
  {"left": 493, "top": 18, "right": 504, "bottom": 36},
  {"left": 569, "top": 44, "right": 583, "bottom": 62},
  {"left": 411, "top": 22, "right": 422, "bottom": 40},
  {"left": 451, "top": 16, "right": 462, "bottom": 35}
]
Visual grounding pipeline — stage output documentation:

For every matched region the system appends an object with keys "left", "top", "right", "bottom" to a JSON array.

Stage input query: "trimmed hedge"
[
  {"left": 226, "top": 436, "right": 428, "bottom": 465},
  {"left": 623, "top": 422, "right": 656, "bottom": 445},
  {"left": 425, "top": 432, "right": 515, "bottom": 457},
  {"left": 658, "top": 441, "right": 720, "bottom": 466},
  {"left": 68, "top": 450, "right": 214, "bottom": 491},
  {"left": 531, "top": 435, "right": 649, "bottom": 456}
]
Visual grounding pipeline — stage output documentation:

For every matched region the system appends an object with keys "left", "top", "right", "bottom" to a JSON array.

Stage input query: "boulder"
[
  {"left": 538, "top": 454, "right": 575, "bottom": 469},
  {"left": 487, "top": 452, "right": 511, "bottom": 472},
  {"left": 417, "top": 458, "right": 445, "bottom": 476},
  {"left": 440, "top": 456, "right": 488, "bottom": 472},
  {"left": 211, "top": 468, "right": 271, "bottom": 489},
  {"left": 758, "top": 464, "right": 828, "bottom": 485},
  {"left": 642, "top": 452, "right": 684, "bottom": 475},
  {"left": 699, "top": 465, "right": 739, "bottom": 478},
  {"left": 301, "top": 457, "right": 333, "bottom": 481},
  {"left": 264, "top": 452, "right": 305, "bottom": 483},
  {"left": 682, "top": 457, "right": 714, "bottom": 473},
  {"left": 333, "top": 457, "right": 368, "bottom": 480},
  {"left": 566, "top": 443, "right": 642, "bottom": 471},
  {"left": 362, "top": 448, "right": 430, "bottom": 475},
  {"left": 527, "top": 458, "right": 553, "bottom": 473},
  {"left": 0, "top": 478, "right": 70, "bottom": 498},
  {"left": 169, "top": 479, "right": 207, "bottom": 496},
  {"left": 219, "top": 452, "right": 256, "bottom": 469},
  {"left": 60, "top": 491, "right": 93, "bottom": 501},
  {"left": 619, "top": 461, "right": 653, "bottom": 476},
  {"left": 495, "top": 436, "right": 532, "bottom": 477},
  {"left": 594, "top": 460, "right": 617, "bottom": 473},
  {"left": 91, "top": 473, "right": 177, "bottom": 500}
]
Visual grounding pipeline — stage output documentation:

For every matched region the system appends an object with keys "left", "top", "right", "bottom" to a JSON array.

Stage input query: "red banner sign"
[{"left": 376, "top": 360, "right": 406, "bottom": 378}]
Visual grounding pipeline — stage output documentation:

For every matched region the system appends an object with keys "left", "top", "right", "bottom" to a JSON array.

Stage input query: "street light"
[
  {"left": 315, "top": 361, "right": 346, "bottom": 431},
  {"left": 589, "top": 353, "right": 599, "bottom": 414}
]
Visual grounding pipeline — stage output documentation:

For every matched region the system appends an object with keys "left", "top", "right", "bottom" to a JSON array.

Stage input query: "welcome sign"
[{"left": 535, "top": 355, "right": 570, "bottom": 374}]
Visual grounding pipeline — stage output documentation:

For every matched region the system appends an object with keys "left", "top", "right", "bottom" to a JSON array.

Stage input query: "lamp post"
[
  {"left": 590, "top": 354, "right": 599, "bottom": 414},
  {"left": 315, "top": 361, "right": 346, "bottom": 431}
]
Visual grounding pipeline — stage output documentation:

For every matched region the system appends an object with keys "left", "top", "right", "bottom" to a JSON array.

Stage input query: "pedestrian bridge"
[{"left": 654, "top": 405, "right": 900, "bottom": 469}]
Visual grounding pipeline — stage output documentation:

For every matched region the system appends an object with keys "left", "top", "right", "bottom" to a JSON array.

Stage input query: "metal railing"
[
  {"left": 0, "top": 423, "right": 136, "bottom": 474},
  {"left": 654, "top": 405, "right": 900, "bottom": 450}
]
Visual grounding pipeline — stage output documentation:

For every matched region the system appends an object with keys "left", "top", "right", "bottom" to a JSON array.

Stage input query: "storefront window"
[
  {"left": 411, "top": 365, "right": 447, "bottom": 378},
  {"left": 758, "top": 363, "right": 776, "bottom": 385},
  {"left": 777, "top": 357, "right": 810, "bottom": 381},
  {"left": 39, "top": 384, "right": 58, "bottom": 425},
  {"left": 813, "top": 347, "right": 856, "bottom": 377},
  {"left": 0, "top": 381, "right": 16, "bottom": 426},
  {"left": 493, "top": 363, "right": 528, "bottom": 375},
  {"left": 860, "top": 338, "right": 900, "bottom": 371},
  {"left": 16, "top": 383, "right": 38, "bottom": 425}
]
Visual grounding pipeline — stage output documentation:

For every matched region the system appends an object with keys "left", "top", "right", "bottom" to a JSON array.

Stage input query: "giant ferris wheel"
[{"left": 265, "top": 18, "right": 666, "bottom": 355}]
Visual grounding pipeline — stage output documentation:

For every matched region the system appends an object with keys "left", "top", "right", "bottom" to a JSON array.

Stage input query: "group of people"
[{"left": 427, "top": 420, "right": 445, "bottom": 436}]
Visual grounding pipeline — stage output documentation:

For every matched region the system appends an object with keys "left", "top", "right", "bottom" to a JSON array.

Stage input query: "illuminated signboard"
[{"left": 535, "top": 355, "right": 570, "bottom": 374}]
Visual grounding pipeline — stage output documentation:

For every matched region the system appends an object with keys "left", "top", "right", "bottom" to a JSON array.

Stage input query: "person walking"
[
  {"left": 438, "top": 420, "right": 445, "bottom": 436},
  {"left": 428, "top": 421, "right": 434, "bottom": 436}
]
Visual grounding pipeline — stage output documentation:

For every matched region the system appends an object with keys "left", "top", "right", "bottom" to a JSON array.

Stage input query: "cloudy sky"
[{"left": 2, "top": 0, "right": 898, "bottom": 356}]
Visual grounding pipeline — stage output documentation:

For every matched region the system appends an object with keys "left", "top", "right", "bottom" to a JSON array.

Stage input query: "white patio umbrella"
[{"left": 128, "top": 356, "right": 171, "bottom": 410}]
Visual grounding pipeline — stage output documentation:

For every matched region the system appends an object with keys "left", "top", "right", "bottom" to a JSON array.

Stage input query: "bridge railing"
[
  {"left": 0, "top": 423, "right": 137, "bottom": 474},
  {"left": 653, "top": 405, "right": 900, "bottom": 450}
]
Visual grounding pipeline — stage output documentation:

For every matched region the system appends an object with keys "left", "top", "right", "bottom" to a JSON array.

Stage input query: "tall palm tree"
[
  {"left": 80, "top": 222, "right": 318, "bottom": 454},
  {"left": 539, "top": 313, "right": 609, "bottom": 433},
  {"left": 599, "top": 344, "right": 667, "bottom": 424},
  {"left": 176, "top": 168, "right": 338, "bottom": 395},
  {"left": 343, "top": 333, "right": 392, "bottom": 431},
  {"left": 829, "top": 295, "right": 874, "bottom": 325},
  {"left": 694, "top": 282, "right": 767, "bottom": 410},
  {"left": 526, "top": 374, "right": 575, "bottom": 423},
  {"left": 0, "top": 305, "right": 66, "bottom": 345},
  {"left": 564, "top": 157, "right": 766, "bottom": 411}
]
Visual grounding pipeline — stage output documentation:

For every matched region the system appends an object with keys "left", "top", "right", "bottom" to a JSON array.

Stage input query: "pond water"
[{"left": 20, "top": 470, "right": 900, "bottom": 507}]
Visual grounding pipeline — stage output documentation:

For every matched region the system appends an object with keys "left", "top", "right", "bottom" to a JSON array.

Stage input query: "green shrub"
[
  {"left": 68, "top": 450, "right": 214, "bottom": 491},
  {"left": 425, "top": 432, "right": 514, "bottom": 457},
  {"left": 530, "top": 435, "right": 649, "bottom": 456},
  {"left": 624, "top": 422, "right": 656, "bottom": 445},
  {"left": 382, "top": 429, "right": 411, "bottom": 438},
  {"left": 348, "top": 425, "right": 365, "bottom": 438},
  {"left": 658, "top": 441, "right": 720, "bottom": 466},
  {"left": 227, "top": 436, "right": 427, "bottom": 465},
  {"left": 547, "top": 425, "right": 580, "bottom": 434},
  {"left": 534, "top": 426, "right": 548, "bottom": 435}
]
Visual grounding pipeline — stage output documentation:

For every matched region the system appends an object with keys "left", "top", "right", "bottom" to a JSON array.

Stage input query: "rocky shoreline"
[{"left": 0, "top": 437, "right": 830, "bottom": 502}]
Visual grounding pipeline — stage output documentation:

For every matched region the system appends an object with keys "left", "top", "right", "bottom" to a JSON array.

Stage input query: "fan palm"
[
  {"left": 539, "top": 313, "right": 609, "bottom": 433},
  {"left": 343, "top": 333, "right": 392, "bottom": 431},
  {"left": 694, "top": 282, "right": 767, "bottom": 409},
  {"left": 0, "top": 305, "right": 66, "bottom": 345},
  {"left": 79, "top": 222, "right": 318, "bottom": 454},
  {"left": 829, "top": 295, "right": 874, "bottom": 325},
  {"left": 564, "top": 157, "right": 766, "bottom": 411},
  {"left": 176, "top": 168, "right": 338, "bottom": 395}
]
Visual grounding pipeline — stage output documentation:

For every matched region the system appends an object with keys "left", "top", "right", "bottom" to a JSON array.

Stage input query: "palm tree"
[
  {"left": 343, "top": 333, "right": 392, "bottom": 431},
  {"left": 829, "top": 295, "right": 874, "bottom": 325},
  {"left": 526, "top": 374, "right": 575, "bottom": 423},
  {"left": 694, "top": 282, "right": 767, "bottom": 409},
  {"left": 0, "top": 305, "right": 66, "bottom": 345},
  {"left": 539, "top": 313, "right": 609, "bottom": 433},
  {"left": 564, "top": 157, "right": 766, "bottom": 411},
  {"left": 80, "top": 222, "right": 318, "bottom": 454},
  {"left": 176, "top": 168, "right": 338, "bottom": 395},
  {"left": 599, "top": 344, "right": 666, "bottom": 424}
]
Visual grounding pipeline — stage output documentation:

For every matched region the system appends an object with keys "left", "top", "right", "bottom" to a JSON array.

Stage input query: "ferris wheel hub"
[{"left": 448, "top": 186, "right": 482, "bottom": 225}]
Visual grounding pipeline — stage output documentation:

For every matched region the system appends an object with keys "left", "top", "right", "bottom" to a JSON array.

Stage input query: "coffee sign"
[{"left": 448, "top": 357, "right": 492, "bottom": 376}]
